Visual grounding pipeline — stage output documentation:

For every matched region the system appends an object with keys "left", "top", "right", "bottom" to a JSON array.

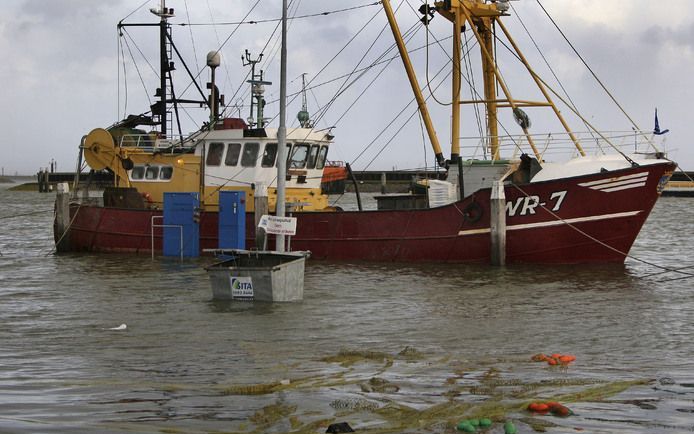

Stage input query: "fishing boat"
[
  {"left": 321, "top": 161, "right": 348, "bottom": 194},
  {"left": 55, "top": 0, "right": 676, "bottom": 264}
]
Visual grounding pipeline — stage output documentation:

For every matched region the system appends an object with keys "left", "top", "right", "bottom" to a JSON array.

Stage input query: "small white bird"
[{"left": 108, "top": 323, "right": 127, "bottom": 331}]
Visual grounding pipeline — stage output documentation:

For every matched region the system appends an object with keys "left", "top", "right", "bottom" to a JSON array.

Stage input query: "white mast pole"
[{"left": 275, "top": 0, "right": 288, "bottom": 252}]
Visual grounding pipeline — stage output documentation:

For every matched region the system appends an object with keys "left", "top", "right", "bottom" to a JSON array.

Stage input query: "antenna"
[
  {"left": 297, "top": 73, "right": 312, "bottom": 128},
  {"left": 242, "top": 50, "right": 272, "bottom": 128}
]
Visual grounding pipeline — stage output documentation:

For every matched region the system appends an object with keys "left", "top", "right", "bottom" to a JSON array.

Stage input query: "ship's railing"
[
  {"left": 458, "top": 130, "right": 668, "bottom": 161},
  {"left": 150, "top": 215, "right": 183, "bottom": 261},
  {"left": 117, "top": 134, "right": 185, "bottom": 151}
]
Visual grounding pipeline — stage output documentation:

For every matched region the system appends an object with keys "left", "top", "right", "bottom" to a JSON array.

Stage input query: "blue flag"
[{"left": 654, "top": 108, "right": 670, "bottom": 135}]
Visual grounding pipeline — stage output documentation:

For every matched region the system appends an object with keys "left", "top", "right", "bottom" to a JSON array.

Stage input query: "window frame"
[
  {"left": 225, "top": 143, "right": 242, "bottom": 166},
  {"left": 206, "top": 142, "right": 225, "bottom": 166}
]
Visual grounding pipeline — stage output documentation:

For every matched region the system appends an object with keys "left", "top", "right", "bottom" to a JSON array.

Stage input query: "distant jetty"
[{"left": 8, "top": 168, "right": 694, "bottom": 197}]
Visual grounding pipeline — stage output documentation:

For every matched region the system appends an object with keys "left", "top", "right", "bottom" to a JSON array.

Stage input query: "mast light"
[
  {"left": 149, "top": 7, "right": 175, "bottom": 19},
  {"left": 496, "top": 0, "right": 510, "bottom": 13}
]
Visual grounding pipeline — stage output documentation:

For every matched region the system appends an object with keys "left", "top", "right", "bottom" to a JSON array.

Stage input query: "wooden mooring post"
[
  {"left": 54, "top": 182, "right": 71, "bottom": 252},
  {"left": 254, "top": 182, "right": 269, "bottom": 250},
  {"left": 490, "top": 180, "right": 506, "bottom": 266}
]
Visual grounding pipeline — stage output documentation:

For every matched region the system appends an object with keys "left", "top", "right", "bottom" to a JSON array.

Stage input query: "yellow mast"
[
  {"left": 382, "top": 0, "right": 584, "bottom": 165},
  {"left": 496, "top": 20, "right": 585, "bottom": 157},
  {"left": 382, "top": 0, "right": 446, "bottom": 167},
  {"left": 479, "top": 17, "right": 500, "bottom": 159},
  {"left": 451, "top": 9, "right": 463, "bottom": 161}
]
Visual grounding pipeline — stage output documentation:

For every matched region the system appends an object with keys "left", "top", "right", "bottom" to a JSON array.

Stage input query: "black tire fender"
[{"left": 462, "top": 201, "right": 483, "bottom": 224}]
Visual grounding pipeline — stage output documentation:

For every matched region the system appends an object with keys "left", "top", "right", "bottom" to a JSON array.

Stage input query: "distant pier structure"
[
  {"left": 35, "top": 166, "right": 694, "bottom": 196},
  {"left": 37, "top": 166, "right": 113, "bottom": 193}
]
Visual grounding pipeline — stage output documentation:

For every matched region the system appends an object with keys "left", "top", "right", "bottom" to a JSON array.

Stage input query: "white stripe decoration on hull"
[
  {"left": 578, "top": 172, "right": 648, "bottom": 192},
  {"left": 457, "top": 210, "right": 642, "bottom": 237}
]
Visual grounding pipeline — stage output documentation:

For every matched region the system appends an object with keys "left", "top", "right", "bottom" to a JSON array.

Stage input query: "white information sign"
[
  {"left": 257, "top": 215, "right": 297, "bottom": 236},
  {"left": 230, "top": 276, "right": 254, "bottom": 299}
]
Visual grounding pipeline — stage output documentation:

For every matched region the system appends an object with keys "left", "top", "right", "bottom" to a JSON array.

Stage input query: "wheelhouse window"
[
  {"left": 206, "top": 142, "right": 224, "bottom": 166},
  {"left": 307, "top": 144, "right": 320, "bottom": 169},
  {"left": 128, "top": 164, "right": 173, "bottom": 182},
  {"left": 225, "top": 143, "right": 241, "bottom": 166},
  {"left": 316, "top": 145, "right": 329, "bottom": 169},
  {"left": 159, "top": 166, "right": 173, "bottom": 180},
  {"left": 289, "top": 143, "right": 310, "bottom": 169},
  {"left": 145, "top": 165, "right": 159, "bottom": 180},
  {"left": 241, "top": 142, "right": 259, "bottom": 167},
  {"left": 278, "top": 143, "right": 292, "bottom": 168},
  {"left": 261, "top": 143, "right": 278, "bottom": 167},
  {"left": 130, "top": 166, "right": 145, "bottom": 180}
]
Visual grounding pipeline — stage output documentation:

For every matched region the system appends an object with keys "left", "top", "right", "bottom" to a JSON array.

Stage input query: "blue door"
[
  {"left": 163, "top": 192, "right": 200, "bottom": 257},
  {"left": 219, "top": 191, "right": 246, "bottom": 249}
]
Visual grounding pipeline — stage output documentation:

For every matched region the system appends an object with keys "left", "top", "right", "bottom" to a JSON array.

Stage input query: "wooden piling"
[
  {"left": 54, "top": 182, "right": 71, "bottom": 252},
  {"left": 490, "top": 180, "right": 506, "bottom": 266},
  {"left": 254, "top": 182, "right": 269, "bottom": 250}
]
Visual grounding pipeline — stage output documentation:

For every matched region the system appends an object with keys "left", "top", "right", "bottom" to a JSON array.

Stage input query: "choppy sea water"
[{"left": 1, "top": 182, "right": 693, "bottom": 433}]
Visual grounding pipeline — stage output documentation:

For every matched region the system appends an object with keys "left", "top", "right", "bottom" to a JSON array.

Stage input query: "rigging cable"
[
  {"left": 285, "top": 5, "right": 385, "bottom": 126},
  {"left": 179, "top": 2, "right": 383, "bottom": 27},
  {"left": 119, "top": 0, "right": 151, "bottom": 23},
  {"left": 315, "top": 6, "right": 419, "bottom": 128},
  {"left": 535, "top": 0, "right": 658, "bottom": 152},
  {"left": 486, "top": 23, "right": 638, "bottom": 161},
  {"left": 352, "top": 58, "right": 451, "bottom": 169},
  {"left": 509, "top": 183, "right": 694, "bottom": 280},
  {"left": 510, "top": 2, "right": 598, "bottom": 146},
  {"left": 183, "top": 0, "right": 202, "bottom": 82},
  {"left": 118, "top": 30, "right": 128, "bottom": 118},
  {"left": 462, "top": 30, "right": 486, "bottom": 148},
  {"left": 119, "top": 29, "right": 154, "bottom": 111}
]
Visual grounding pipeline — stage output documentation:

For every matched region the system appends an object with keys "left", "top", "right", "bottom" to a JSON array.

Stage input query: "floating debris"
[
  {"left": 321, "top": 349, "right": 393, "bottom": 367},
  {"left": 106, "top": 323, "right": 127, "bottom": 331},
  {"left": 360, "top": 377, "right": 399, "bottom": 393},
  {"left": 330, "top": 398, "right": 379, "bottom": 412},
  {"left": 397, "top": 346, "right": 425, "bottom": 360},
  {"left": 249, "top": 402, "right": 297, "bottom": 427}
]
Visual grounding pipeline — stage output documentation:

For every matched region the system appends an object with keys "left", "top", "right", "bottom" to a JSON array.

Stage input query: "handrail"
[{"left": 150, "top": 215, "right": 183, "bottom": 261}]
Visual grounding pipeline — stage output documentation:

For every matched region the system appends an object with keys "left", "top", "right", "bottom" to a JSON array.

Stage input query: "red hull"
[{"left": 59, "top": 163, "right": 675, "bottom": 264}]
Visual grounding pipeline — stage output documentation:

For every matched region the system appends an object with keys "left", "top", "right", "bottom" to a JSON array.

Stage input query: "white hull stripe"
[
  {"left": 579, "top": 172, "right": 649, "bottom": 191},
  {"left": 457, "top": 210, "right": 642, "bottom": 237},
  {"left": 600, "top": 182, "right": 647, "bottom": 193}
]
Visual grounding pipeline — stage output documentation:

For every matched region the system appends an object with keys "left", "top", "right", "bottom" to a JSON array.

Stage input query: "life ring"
[{"left": 462, "top": 201, "right": 483, "bottom": 223}]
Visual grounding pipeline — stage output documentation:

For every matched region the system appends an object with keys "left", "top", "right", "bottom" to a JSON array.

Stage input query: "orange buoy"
[
  {"left": 528, "top": 402, "right": 549, "bottom": 413},
  {"left": 547, "top": 358, "right": 558, "bottom": 366},
  {"left": 551, "top": 404, "right": 572, "bottom": 417},
  {"left": 531, "top": 353, "right": 547, "bottom": 362},
  {"left": 559, "top": 355, "right": 576, "bottom": 364},
  {"left": 545, "top": 401, "right": 561, "bottom": 410}
]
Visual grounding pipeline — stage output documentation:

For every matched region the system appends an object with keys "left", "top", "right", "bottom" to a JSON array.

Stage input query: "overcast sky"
[{"left": 1, "top": 0, "right": 692, "bottom": 176}]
